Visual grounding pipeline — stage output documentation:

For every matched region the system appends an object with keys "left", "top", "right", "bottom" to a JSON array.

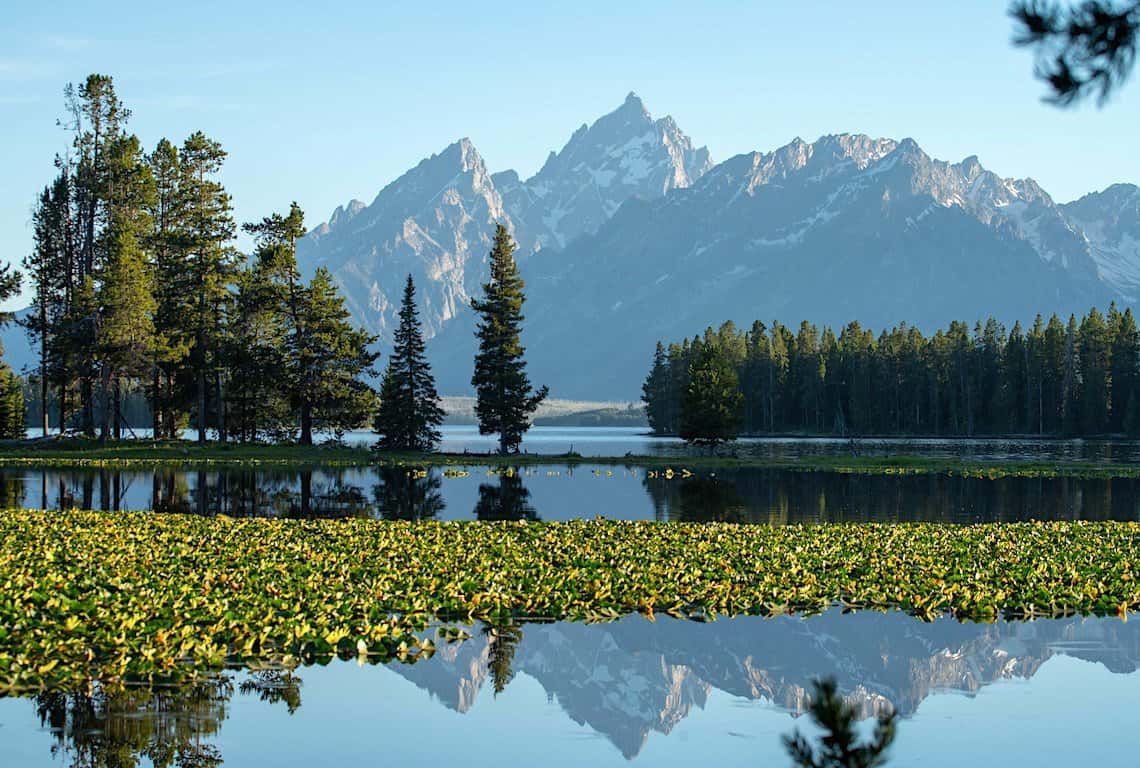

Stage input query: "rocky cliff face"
[
  {"left": 291, "top": 97, "right": 1134, "bottom": 399},
  {"left": 296, "top": 93, "right": 709, "bottom": 349},
  {"left": 1062, "top": 183, "right": 1140, "bottom": 301}
]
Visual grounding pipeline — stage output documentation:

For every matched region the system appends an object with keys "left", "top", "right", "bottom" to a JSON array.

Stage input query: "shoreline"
[{"left": 0, "top": 438, "right": 1137, "bottom": 478}]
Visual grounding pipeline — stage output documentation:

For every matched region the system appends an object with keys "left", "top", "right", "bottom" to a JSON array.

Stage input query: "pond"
[
  {"left": 4, "top": 463, "right": 1140, "bottom": 523},
  {"left": 1, "top": 610, "right": 1136, "bottom": 767}
]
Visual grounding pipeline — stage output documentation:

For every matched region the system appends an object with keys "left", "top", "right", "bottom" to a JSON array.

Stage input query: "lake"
[
  {"left": 5, "top": 462, "right": 1140, "bottom": 522},
  {"left": 28, "top": 424, "right": 1140, "bottom": 461},
  {"left": 1, "top": 609, "right": 1137, "bottom": 767},
  {"left": 6, "top": 429, "right": 1140, "bottom": 765}
]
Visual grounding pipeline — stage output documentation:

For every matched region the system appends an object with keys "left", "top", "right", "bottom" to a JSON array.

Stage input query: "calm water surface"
[
  {"left": 8, "top": 428, "right": 1140, "bottom": 765},
  {"left": 28, "top": 425, "right": 1140, "bottom": 461},
  {"left": 5, "top": 463, "right": 1140, "bottom": 522},
  {"left": 1, "top": 610, "right": 1137, "bottom": 767}
]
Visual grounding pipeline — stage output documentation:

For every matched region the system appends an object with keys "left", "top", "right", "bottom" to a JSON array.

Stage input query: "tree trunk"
[
  {"left": 197, "top": 370, "right": 207, "bottom": 444},
  {"left": 81, "top": 377, "right": 95, "bottom": 436},
  {"left": 113, "top": 377, "right": 122, "bottom": 441},
  {"left": 152, "top": 369, "right": 161, "bottom": 440},
  {"left": 58, "top": 382, "right": 66, "bottom": 437},
  {"left": 98, "top": 366, "right": 112, "bottom": 444},
  {"left": 300, "top": 400, "right": 313, "bottom": 446},
  {"left": 39, "top": 301, "right": 48, "bottom": 436},
  {"left": 215, "top": 372, "right": 226, "bottom": 443}
]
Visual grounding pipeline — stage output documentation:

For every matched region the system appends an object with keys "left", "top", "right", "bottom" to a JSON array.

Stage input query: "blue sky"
[{"left": 2, "top": 1, "right": 1138, "bottom": 309}]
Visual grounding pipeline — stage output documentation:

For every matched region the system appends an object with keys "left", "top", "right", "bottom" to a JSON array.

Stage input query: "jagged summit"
[
  {"left": 291, "top": 99, "right": 1137, "bottom": 399},
  {"left": 1063, "top": 182, "right": 1140, "bottom": 300},
  {"left": 500, "top": 93, "right": 712, "bottom": 250}
]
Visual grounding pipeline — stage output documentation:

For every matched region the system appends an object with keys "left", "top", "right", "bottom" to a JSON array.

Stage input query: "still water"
[
  {"left": 4, "top": 463, "right": 1140, "bottom": 523},
  {"left": 28, "top": 425, "right": 1140, "bottom": 461},
  {"left": 1, "top": 610, "right": 1137, "bottom": 767}
]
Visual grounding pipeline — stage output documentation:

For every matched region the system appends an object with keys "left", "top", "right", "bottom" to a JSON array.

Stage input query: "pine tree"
[
  {"left": 0, "top": 371, "right": 26, "bottom": 439},
  {"left": 225, "top": 261, "right": 291, "bottom": 441},
  {"left": 24, "top": 177, "right": 68, "bottom": 435},
  {"left": 470, "top": 224, "right": 548, "bottom": 454},
  {"left": 1110, "top": 306, "right": 1139, "bottom": 433},
  {"left": 373, "top": 275, "right": 444, "bottom": 451},
  {"left": 641, "top": 342, "right": 670, "bottom": 435},
  {"left": 98, "top": 217, "right": 156, "bottom": 441},
  {"left": 1078, "top": 308, "right": 1110, "bottom": 434},
  {"left": 679, "top": 343, "right": 744, "bottom": 445},
  {"left": 291, "top": 268, "right": 379, "bottom": 444},
  {"left": 96, "top": 132, "right": 157, "bottom": 441},
  {"left": 0, "top": 265, "right": 25, "bottom": 439},
  {"left": 181, "top": 132, "right": 236, "bottom": 443},
  {"left": 147, "top": 138, "right": 194, "bottom": 439}
]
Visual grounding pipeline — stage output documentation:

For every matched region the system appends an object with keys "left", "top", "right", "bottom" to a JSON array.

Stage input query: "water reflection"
[
  {"left": 474, "top": 473, "right": 538, "bottom": 521},
  {"left": 373, "top": 466, "right": 446, "bottom": 521},
  {"left": 6, "top": 611, "right": 1138, "bottom": 764},
  {"left": 645, "top": 470, "right": 1140, "bottom": 523},
  {"left": 6, "top": 465, "right": 1140, "bottom": 522},
  {"left": 31, "top": 677, "right": 235, "bottom": 768}
]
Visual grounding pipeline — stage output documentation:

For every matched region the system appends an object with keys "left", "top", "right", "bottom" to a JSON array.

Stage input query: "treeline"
[
  {"left": 24, "top": 74, "right": 376, "bottom": 444},
  {"left": 643, "top": 308, "right": 1140, "bottom": 438}
]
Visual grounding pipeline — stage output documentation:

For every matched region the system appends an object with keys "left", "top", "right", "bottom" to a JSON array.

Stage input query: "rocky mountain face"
[
  {"left": 380, "top": 612, "right": 1140, "bottom": 759},
  {"left": 287, "top": 97, "right": 1137, "bottom": 399},
  {"left": 297, "top": 138, "right": 507, "bottom": 341},
  {"left": 495, "top": 91, "right": 713, "bottom": 253},
  {"left": 508, "top": 133, "right": 1118, "bottom": 396},
  {"left": 295, "top": 93, "right": 708, "bottom": 346},
  {"left": 1062, "top": 183, "right": 1140, "bottom": 301}
]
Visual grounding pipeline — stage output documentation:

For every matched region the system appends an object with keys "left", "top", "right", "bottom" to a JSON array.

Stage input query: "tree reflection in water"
[
  {"left": 484, "top": 622, "right": 524, "bottom": 695},
  {"left": 372, "top": 466, "right": 445, "bottom": 521},
  {"left": 32, "top": 676, "right": 238, "bottom": 768},
  {"left": 473, "top": 472, "right": 538, "bottom": 521}
]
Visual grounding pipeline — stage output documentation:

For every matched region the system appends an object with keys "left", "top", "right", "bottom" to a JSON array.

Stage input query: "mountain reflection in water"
[{"left": 5, "top": 611, "right": 1137, "bottom": 765}]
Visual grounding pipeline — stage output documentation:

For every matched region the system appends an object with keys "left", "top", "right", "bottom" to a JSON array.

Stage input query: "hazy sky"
[{"left": 2, "top": 1, "right": 1138, "bottom": 309}]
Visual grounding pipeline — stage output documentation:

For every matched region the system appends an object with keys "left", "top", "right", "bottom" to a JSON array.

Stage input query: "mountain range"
[
  {"left": 5, "top": 94, "right": 1138, "bottom": 400},
  {"left": 295, "top": 92, "right": 1140, "bottom": 400}
]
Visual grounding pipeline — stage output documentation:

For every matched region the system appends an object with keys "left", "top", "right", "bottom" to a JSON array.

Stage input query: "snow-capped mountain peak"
[
  {"left": 501, "top": 93, "right": 712, "bottom": 250},
  {"left": 1063, "top": 183, "right": 1140, "bottom": 300}
]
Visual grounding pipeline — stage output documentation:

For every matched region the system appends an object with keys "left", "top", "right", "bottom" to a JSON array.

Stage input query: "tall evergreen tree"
[
  {"left": 181, "top": 132, "right": 236, "bottom": 443},
  {"left": 147, "top": 138, "right": 194, "bottom": 438},
  {"left": 98, "top": 216, "right": 156, "bottom": 441},
  {"left": 0, "top": 264, "right": 23, "bottom": 440},
  {"left": 24, "top": 177, "right": 69, "bottom": 435},
  {"left": 1111, "top": 307, "right": 1140, "bottom": 433},
  {"left": 291, "top": 268, "right": 379, "bottom": 444},
  {"left": 0, "top": 369, "right": 26, "bottom": 439},
  {"left": 1078, "top": 307, "right": 1111, "bottom": 434},
  {"left": 470, "top": 224, "right": 548, "bottom": 454},
  {"left": 374, "top": 275, "right": 444, "bottom": 451},
  {"left": 641, "top": 342, "right": 670, "bottom": 435},
  {"left": 679, "top": 343, "right": 744, "bottom": 445}
]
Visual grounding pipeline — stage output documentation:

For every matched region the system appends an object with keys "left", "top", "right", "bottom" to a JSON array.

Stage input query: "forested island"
[{"left": 643, "top": 308, "right": 1140, "bottom": 441}]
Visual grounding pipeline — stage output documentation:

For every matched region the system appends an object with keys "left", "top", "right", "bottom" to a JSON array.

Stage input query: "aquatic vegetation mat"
[{"left": 2, "top": 511, "right": 1138, "bottom": 693}]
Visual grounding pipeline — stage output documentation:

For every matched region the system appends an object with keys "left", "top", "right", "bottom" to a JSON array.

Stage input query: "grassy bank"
[
  {"left": 1, "top": 438, "right": 1140, "bottom": 479},
  {"left": 2, "top": 511, "right": 1137, "bottom": 692}
]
